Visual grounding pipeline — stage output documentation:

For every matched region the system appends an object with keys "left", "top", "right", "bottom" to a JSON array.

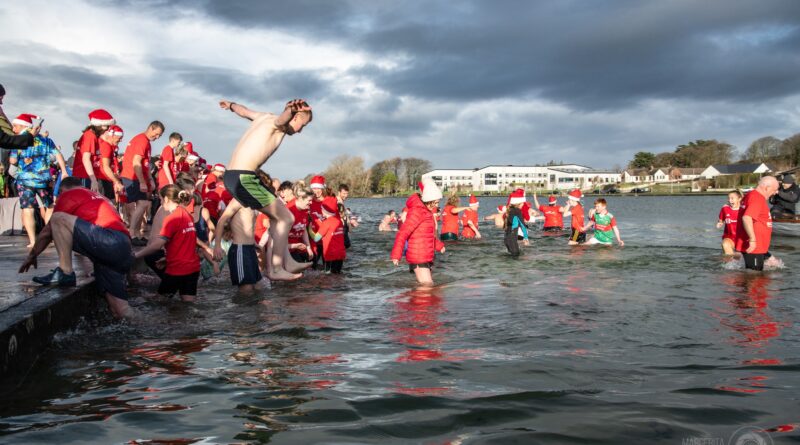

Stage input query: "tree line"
[
  {"left": 628, "top": 133, "right": 800, "bottom": 171},
  {"left": 304, "top": 155, "right": 432, "bottom": 196}
]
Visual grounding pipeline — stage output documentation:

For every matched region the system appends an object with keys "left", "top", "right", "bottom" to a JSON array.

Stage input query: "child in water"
[
  {"left": 379, "top": 210, "right": 398, "bottom": 231},
  {"left": 461, "top": 195, "right": 481, "bottom": 239},
  {"left": 716, "top": 190, "right": 742, "bottom": 255},
  {"left": 562, "top": 189, "right": 585, "bottom": 245},
  {"left": 314, "top": 196, "right": 346, "bottom": 274},
  {"left": 582, "top": 198, "right": 624, "bottom": 246},
  {"left": 504, "top": 189, "right": 529, "bottom": 256},
  {"left": 439, "top": 194, "right": 473, "bottom": 241},
  {"left": 391, "top": 178, "right": 446, "bottom": 285},
  {"left": 484, "top": 205, "right": 506, "bottom": 228}
]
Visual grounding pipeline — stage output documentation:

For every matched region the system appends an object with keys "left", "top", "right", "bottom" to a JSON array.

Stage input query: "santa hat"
[
  {"left": 310, "top": 175, "right": 326, "bottom": 189},
  {"left": 213, "top": 163, "right": 226, "bottom": 173},
  {"left": 548, "top": 195, "right": 557, "bottom": 204},
  {"left": 497, "top": 205, "right": 507, "bottom": 213},
  {"left": 88, "top": 109, "right": 115, "bottom": 126},
  {"left": 321, "top": 196, "right": 338, "bottom": 213},
  {"left": 568, "top": 189, "right": 582, "bottom": 201},
  {"left": 508, "top": 188, "right": 526, "bottom": 206},
  {"left": 420, "top": 178, "right": 442, "bottom": 202},
  {"left": 184, "top": 142, "right": 194, "bottom": 153},
  {"left": 106, "top": 125, "right": 124, "bottom": 137},
  {"left": 469, "top": 194, "right": 479, "bottom": 207},
  {"left": 187, "top": 154, "right": 199, "bottom": 162},
  {"left": 12, "top": 113, "right": 38, "bottom": 128}
]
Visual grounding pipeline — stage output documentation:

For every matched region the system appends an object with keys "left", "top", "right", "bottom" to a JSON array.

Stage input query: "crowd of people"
[
  {"left": 0, "top": 82, "right": 791, "bottom": 319},
  {"left": 3, "top": 93, "right": 362, "bottom": 318}
]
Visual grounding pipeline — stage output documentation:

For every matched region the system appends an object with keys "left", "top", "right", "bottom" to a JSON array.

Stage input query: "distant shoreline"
[{"left": 360, "top": 192, "right": 732, "bottom": 199}]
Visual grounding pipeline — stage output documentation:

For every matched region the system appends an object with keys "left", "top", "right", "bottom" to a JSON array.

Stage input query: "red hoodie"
[{"left": 391, "top": 193, "right": 445, "bottom": 264}]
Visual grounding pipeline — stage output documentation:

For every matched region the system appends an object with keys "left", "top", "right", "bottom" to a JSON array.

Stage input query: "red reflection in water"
[
  {"left": 714, "top": 273, "right": 787, "bottom": 394},
  {"left": 130, "top": 338, "right": 211, "bottom": 376},
  {"left": 391, "top": 287, "right": 449, "bottom": 363}
]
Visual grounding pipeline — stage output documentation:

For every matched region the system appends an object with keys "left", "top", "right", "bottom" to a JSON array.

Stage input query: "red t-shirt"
[
  {"left": 441, "top": 205, "right": 460, "bottom": 235},
  {"left": 95, "top": 139, "right": 115, "bottom": 181},
  {"left": 461, "top": 208, "right": 479, "bottom": 238},
  {"left": 54, "top": 188, "right": 129, "bottom": 235},
  {"left": 159, "top": 206, "right": 200, "bottom": 275},
  {"left": 570, "top": 204, "right": 584, "bottom": 231},
  {"left": 287, "top": 199, "right": 310, "bottom": 251},
  {"left": 521, "top": 202, "right": 533, "bottom": 222},
  {"left": 158, "top": 145, "right": 175, "bottom": 190},
  {"left": 719, "top": 205, "right": 740, "bottom": 241},
  {"left": 318, "top": 216, "right": 346, "bottom": 261},
  {"left": 72, "top": 129, "right": 98, "bottom": 179},
  {"left": 735, "top": 191, "right": 772, "bottom": 254},
  {"left": 254, "top": 213, "right": 269, "bottom": 243},
  {"left": 310, "top": 199, "right": 324, "bottom": 231},
  {"left": 121, "top": 133, "right": 152, "bottom": 182},
  {"left": 539, "top": 204, "right": 564, "bottom": 229}
]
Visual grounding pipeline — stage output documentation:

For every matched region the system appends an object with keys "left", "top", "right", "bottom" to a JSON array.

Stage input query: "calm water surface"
[{"left": 1, "top": 196, "right": 799, "bottom": 444}]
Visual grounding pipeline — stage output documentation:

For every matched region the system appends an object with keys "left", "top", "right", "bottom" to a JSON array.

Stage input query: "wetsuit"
[{"left": 504, "top": 206, "right": 528, "bottom": 257}]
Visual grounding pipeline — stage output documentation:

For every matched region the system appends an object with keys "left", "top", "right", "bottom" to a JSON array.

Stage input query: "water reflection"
[{"left": 714, "top": 272, "right": 785, "bottom": 394}]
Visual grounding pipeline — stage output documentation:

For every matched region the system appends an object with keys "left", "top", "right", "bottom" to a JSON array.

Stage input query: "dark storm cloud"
[
  {"left": 121, "top": 0, "right": 800, "bottom": 110},
  {"left": 153, "top": 58, "right": 328, "bottom": 104},
  {"left": 3, "top": 62, "right": 109, "bottom": 101}
]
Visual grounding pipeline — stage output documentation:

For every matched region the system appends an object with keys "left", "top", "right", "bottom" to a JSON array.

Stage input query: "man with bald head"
[{"left": 735, "top": 176, "right": 779, "bottom": 271}]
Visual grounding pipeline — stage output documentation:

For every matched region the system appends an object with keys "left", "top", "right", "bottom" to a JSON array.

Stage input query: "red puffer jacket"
[{"left": 391, "top": 193, "right": 445, "bottom": 264}]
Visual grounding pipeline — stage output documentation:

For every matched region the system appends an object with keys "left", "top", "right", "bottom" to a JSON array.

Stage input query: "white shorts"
[{"left": 586, "top": 236, "right": 613, "bottom": 246}]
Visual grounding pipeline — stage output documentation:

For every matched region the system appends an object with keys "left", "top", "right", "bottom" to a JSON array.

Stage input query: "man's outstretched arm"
[{"left": 219, "top": 100, "right": 264, "bottom": 121}]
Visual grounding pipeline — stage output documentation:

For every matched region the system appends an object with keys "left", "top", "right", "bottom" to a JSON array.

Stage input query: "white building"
[
  {"left": 422, "top": 164, "right": 622, "bottom": 192},
  {"left": 700, "top": 163, "right": 773, "bottom": 179}
]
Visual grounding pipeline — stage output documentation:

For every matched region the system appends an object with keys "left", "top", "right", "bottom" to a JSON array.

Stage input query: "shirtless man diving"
[{"left": 218, "top": 99, "right": 312, "bottom": 281}]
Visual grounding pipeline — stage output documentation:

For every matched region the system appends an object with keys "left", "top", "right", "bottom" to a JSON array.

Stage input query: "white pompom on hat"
[
  {"left": 420, "top": 178, "right": 442, "bottom": 202},
  {"left": 508, "top": 188, "right": 526, "bottom": 205},
  {"left": 12, "top": 113, "right": 38, "bottom": 128},
  {"left": 88, "top": 109, "right": 115, "bottom": 126}
]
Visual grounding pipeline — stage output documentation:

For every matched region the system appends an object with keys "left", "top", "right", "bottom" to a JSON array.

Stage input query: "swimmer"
[
  {"left": 716, "top": 190, "right": 742, "bottom": 255},
  {"left": 461, "top": 195, "right": 482, "bottom": 240},
  {"left": 534, "top": 192, "right": 564, "bottom": 232},
  {"left": 218, "top": 98, "right": 312, "bottom": 280},
  {"left": 440, "top": 194, "right": 472, "bottom": 241},
  {"left": 484, "top": 205, "right": 506, "bottom": 228},
  {"left": 379, "top": 210, "right": 398, "bottom": 232},
  {"left": 582, "top": 198, "right": 624, "bottom": 246}
]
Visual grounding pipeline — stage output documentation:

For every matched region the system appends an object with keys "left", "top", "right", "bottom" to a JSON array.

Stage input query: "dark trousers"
[{"left": 743, "top": 253, "right": 765, "bottom": 271}]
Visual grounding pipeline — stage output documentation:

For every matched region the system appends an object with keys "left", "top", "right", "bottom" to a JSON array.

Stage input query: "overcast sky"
[{"left": 2, "top": 0, "right": 799, "bottom": 178}]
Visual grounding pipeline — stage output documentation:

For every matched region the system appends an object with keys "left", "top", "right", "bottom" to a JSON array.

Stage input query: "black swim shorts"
[
  {"left": 158, "top": 271, "right": 200, "bottom": 297},
  {"left": 228, "top": 243, "right": 262, "bottom": 286},
  {"left": 72, "top": 218, "right": 133, "bottom": 300},
  {"left": 408, "top": 262, "right": 434, "bottom": 273},
  {"left": 224, "top": 170, "right": 276, "bottom": 210}
]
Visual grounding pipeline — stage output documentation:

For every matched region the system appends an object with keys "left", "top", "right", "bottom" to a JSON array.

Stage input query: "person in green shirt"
[{"left": 582, "top": 198, "right": 624, "bottom": 246}]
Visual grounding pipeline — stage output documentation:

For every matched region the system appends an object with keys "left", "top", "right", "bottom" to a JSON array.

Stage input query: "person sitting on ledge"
[{"left": 19, "top": 176, "right": 133, "bottom": 318}]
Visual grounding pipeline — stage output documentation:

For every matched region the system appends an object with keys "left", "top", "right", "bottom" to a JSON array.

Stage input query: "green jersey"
[{"left": 591, "top": 212, "right": 617, "bottom": 244}]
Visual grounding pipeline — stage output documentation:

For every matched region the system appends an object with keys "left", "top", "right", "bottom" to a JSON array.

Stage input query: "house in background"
[
  {"left": 700, "top": 163, "right": 773, "bottom": 179},
  {"left": 622, "top": 168, "right": 653, "bottom": 183}
]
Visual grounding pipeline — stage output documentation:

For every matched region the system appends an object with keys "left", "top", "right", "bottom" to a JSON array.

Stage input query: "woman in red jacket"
[{"left": 391, "top": 178, "right": 445, "bottom": 286}]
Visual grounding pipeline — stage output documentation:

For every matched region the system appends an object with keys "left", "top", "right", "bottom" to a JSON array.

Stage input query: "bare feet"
[
  {"left": 267, "top": 268, "right": 302, "bottom": 281},
  {"left": 284, "top": 253, "right": 313, "bottom": 274}
]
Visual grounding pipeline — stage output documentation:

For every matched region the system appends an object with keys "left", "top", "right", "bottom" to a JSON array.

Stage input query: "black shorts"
[
  {"left": 99, "top": 179, "right": 116, "bottom": 202},
  {"left": 440, "top": 232, "right": 458, "bottom": 241},
  {"left": 542, "top": 226, "right": 563, "bottom": 232},
  {"left": 290, "top": 250, "right": 310, "bottom": 263},
  {"left": 325, "top": 260, "right": 343, "bottom": 274},
  {"left": 122, "top": 178, "right": 148, "bottom": 202},
  {"left": 223, "top": 169, "right": 276, "bottom": 210},
  {"left": 743, "top": 253, "right": 765, "bottom": 271},
  {"left": 72, "top": 218, "right": 133, "bottom": 300},
  {"left": 158, "top": 271, "right": 199, "bottom": 296},
  {"left": 570, "top": 228, "right": 586, "bottom": 243},
  {"left": 228, "top": 243, "right": 262, "bottom": 286},
  {"left": 408, "top": 262, "right": 433, "bottom": 273}
]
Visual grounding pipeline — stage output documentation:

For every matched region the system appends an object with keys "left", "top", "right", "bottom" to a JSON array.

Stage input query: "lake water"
[{"left": 1, "top": 196, "right": 799, "bottom": 444}]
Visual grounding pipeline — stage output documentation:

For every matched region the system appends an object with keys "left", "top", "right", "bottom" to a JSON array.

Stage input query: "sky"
[{"left": 1, "top": 0, "right": 799, "bottom": 179}]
